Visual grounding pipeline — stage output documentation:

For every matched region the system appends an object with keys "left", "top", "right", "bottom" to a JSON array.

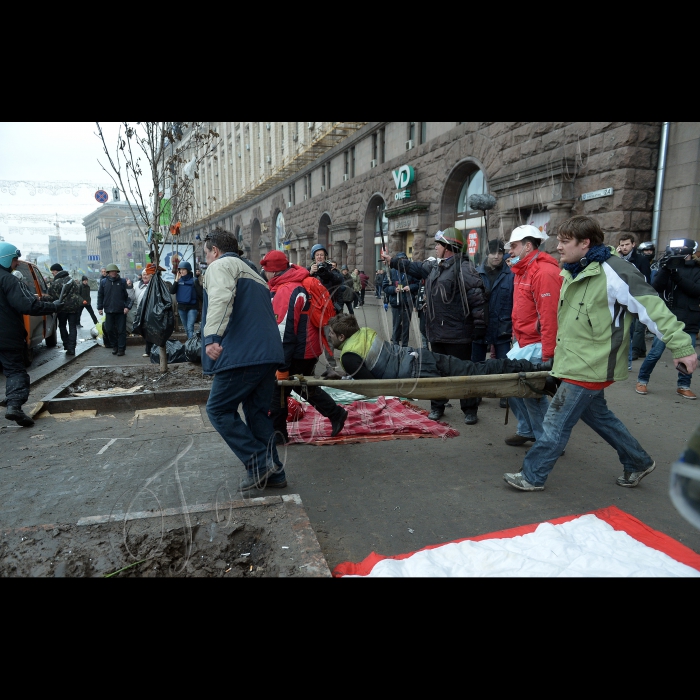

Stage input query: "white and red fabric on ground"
[
  {"left": 333, "top": 506, "right": 700, "bottom": 577},
  {"left": 287, "top": 396, "right": 459, "bottom": 445}
]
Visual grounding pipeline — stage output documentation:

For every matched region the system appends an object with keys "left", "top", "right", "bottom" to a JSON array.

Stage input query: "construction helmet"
[
  {"left": 435, "top": 227, "right": 466, "bottom": 254},
  {"left": 0, "top": 242, "right": 21, "bottom": 269},
  {"left": 509, "top": 224, "right": 548, "bottom": 244},
  {"left": 105, "top": 263, "right": 120, "bottom": 272},
  {"left": 310, "top": 244, "right": 328, "bottom": 260},
  {"left": 638, "top": 241, "right": 656, "bottom": 255}
]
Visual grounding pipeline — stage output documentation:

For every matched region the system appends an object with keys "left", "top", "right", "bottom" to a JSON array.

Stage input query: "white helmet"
[{"left": 509, "top": 224, "right": 548, "bottom": 244}]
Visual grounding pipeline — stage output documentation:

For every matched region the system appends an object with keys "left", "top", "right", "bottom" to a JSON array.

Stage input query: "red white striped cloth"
[{"left": 333, "top": 506, "right": 700, "bottom": 577}]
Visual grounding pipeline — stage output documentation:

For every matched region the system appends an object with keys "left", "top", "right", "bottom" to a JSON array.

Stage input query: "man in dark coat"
[
  {"left": 45, "top": 264, "right": 83, "bottom": 355},
  {"left": 78, "top": 275, "right": 98, "bottom": 327},
  {"left": 618, "top": 233, "right": 653, "bottom": 362},
  {"left": 0, "top": 243, "right": 64, "bottom": 426},
  {"left": 382, "top": 227, "right": 487, "bottom": 425},
  {"left": 383, "top": 252, "right": 420, "bottom": 347},
  {"left": 636, "top": 239, "right": 700, "bottom": 399},
  {"left": 97, "top": 263, "right": 133, "bottom": 356}
]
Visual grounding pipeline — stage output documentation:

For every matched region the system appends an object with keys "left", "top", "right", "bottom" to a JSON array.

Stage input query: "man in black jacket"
[
  {"left": 635, "top": 238, "right": 700, "bottom": 399},
  {"left": 382, "top": 227, "right": 487, "bottom": 425},
  {"left": 97, "top": 263, "right": 133, "bottom": 356},
  {"left": 0, "top": 243, "right": 64, "bottom": 426},
  {"left": 44, "top": 264, "right": 83, "bottom": 355},
  {"left": 618, "top": 234, "right": 653, "bottom": 362}
]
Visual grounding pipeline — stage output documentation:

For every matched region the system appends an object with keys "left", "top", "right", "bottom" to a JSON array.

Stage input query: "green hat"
[
  {"left": 435, "top": 227, "right": 466, "bottom": 254},
  {"left": 105, "top": 263, "right": 120, "bottom": 272}
]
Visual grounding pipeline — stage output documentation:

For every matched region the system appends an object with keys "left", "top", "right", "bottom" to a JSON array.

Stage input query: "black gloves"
[{"left": 52, "top": 301, "right": 65, "bottom": 312}]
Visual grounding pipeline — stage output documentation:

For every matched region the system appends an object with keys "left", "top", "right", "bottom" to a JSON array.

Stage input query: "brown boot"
[{"left": 505, "top": 433, "right": 535, "bottom": 446}]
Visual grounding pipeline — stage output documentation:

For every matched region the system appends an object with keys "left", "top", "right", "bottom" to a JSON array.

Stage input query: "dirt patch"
[
  {"left": 67, "top": 365, "right": 212, "bottom": 394},
  {"left": 0, "top": 501, "right": 316, "bottom": 577}
]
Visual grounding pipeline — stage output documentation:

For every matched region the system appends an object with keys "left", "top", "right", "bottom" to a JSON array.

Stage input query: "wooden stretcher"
[{"left": 278, "top": 371, "right": 551, "bottom": 401}]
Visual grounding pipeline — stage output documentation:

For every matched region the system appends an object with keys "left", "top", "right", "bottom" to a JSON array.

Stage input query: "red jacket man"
[
  {"left": 509, "top": 226, "right": 562, "bottom": 362},
  {"left": 260, "top": 250, "right": 347, "bottom": 445}
]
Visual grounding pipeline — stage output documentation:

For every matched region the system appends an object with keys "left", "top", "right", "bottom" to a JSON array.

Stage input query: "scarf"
[{"left": 563, "top": 244, "right": 612, "bottom": 279}]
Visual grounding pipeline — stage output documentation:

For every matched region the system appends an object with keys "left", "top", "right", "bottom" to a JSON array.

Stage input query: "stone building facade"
[{"left": 189, "top": 122, "right": 699, "bottom": 276}]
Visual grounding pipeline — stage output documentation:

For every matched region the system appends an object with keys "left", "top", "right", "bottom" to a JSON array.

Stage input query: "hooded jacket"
[
  {"left": 510, "top": 249, "right": 562, "bottom": 360},
  {"left": 476, "top": 260, "right": 513, "bottom": 344},
  {"left": 553, "top": 249, "right": 695, "bottom": 383},
  {"left": 398, "top": 253, "right": 487, "bottom": 344},
  {"left": 0, "top": 266, "right": 58, "bottom": 351},
  {"left": 201, "top": 252, "right": 283, "bottom": 374},
  {"left": 268, "top": 264, "right": 323, "bottom": 367}
]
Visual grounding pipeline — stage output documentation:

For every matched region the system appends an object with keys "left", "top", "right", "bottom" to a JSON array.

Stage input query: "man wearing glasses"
[{"left": 201, "top": 230, "right": 287, "bottom": 492}]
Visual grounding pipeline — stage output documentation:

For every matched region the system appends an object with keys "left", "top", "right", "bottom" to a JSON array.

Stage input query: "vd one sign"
[{"left": 392, "top": 165, "right": 415, "bottom": 190}]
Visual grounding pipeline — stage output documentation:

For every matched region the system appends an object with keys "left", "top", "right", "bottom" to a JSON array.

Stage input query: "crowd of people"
[{"left": 3, "top": 214, "right": 700, "bottom": 498}]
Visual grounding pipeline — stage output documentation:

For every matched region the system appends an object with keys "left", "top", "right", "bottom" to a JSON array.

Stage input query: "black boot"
[
  {"left": 5, "top": 406, "right": 34, "bottom": 427},
  {"left": 330, "top": 407, "right": 348, "bottom": 437}
]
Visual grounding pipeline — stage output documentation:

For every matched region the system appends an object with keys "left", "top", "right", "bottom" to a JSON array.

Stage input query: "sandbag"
[
  {"left": 150, "top": 340, "right": 187, "bottom": 364},
  {"left": 134, "top": 273, "right": 175, "bottom": 347},
  {"left": 184, "top": 335, "right": 201, "bottom": 363}
]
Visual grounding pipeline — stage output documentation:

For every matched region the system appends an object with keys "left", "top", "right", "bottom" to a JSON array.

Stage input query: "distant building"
[{"left": 48, "top": 235, "right": 88, "bottom": 277}]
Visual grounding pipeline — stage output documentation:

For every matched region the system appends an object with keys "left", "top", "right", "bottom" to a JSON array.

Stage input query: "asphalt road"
[{"left": 2, "top": 292, "right": 699, "bottom": 573}]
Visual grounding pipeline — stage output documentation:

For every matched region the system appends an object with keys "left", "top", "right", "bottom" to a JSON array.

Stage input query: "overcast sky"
[{"left": 0, "top": 122, "right": 123, "bottom": 253}]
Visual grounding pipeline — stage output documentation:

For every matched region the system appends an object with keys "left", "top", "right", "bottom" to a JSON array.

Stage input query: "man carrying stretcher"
[{"left": 327, "top": 314, "right": 552, "bottom": 382}]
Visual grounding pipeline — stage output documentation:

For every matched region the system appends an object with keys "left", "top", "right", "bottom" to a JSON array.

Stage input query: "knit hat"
[
  {"left": 260, "top": 250, "right": 289, "bottom": 272},
  {"left": 50, "top": 263, "right": 63, "bottom": 272},
  {"left": 82, "top": 275, "right": 88, "bottom": 281}
]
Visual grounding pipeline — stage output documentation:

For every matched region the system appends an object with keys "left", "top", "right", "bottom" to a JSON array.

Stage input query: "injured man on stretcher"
[{"left": 326, "top": 314, "right": 553, "bottom": 382}]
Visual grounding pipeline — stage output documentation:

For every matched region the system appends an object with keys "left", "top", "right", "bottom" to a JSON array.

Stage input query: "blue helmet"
[
  {"left": 310, "top": 244, "right": 328, "bottom": 259},
  {"left": 0, "top": 242, "right": 21, "bottom": 269},
  {"left": 177, "top": 260, "right": 192, "bottom": 271}
]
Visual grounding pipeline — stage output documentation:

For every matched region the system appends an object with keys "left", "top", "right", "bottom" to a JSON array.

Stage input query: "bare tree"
[{"left": 95, "top": 122, "right": 219, "bottom": 371}]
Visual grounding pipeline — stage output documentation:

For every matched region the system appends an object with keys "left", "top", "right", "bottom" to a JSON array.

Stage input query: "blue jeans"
[
  {"left": 205, "top": 363, "right": 285, "bottom": 481},
  {"left": 637, "top": 334, "right": 695, "bottom": 388},
  {"left": 178, "top": 307, "right": 198, "bottom": 339},
  {"left": 508, "top": 396, "right": 550, "bottom": 440},
  {"left": 521, "top": 382, "right": 653, "bottom": 487}
]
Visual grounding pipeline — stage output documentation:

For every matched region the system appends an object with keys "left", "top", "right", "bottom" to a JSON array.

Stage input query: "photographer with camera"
[
  {"left": 308, "top": 243, "right": 345, "bottom": 377},
  {"left": 636, "top": 238, "right": 700, "bottom": 400}
]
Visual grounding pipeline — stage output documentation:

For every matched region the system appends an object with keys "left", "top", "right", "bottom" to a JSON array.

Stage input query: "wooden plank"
[{"left": 278, "top": 372, "right": 549, "bottom": 400}]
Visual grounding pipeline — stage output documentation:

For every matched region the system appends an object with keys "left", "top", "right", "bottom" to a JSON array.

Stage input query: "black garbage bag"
[
  {"left": 184, "top": 335, "right": 202, "bottom": 364},
  {"left": 134, "top": 273, "right": 175, "bottom": 347},
  {"left": 150, "top": 340, "right": 188, "bottom": 365}
]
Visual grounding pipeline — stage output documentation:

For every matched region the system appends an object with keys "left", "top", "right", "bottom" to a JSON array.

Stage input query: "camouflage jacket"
[{"left": 46, "top": 271, "right": 82, "bottom": 313}]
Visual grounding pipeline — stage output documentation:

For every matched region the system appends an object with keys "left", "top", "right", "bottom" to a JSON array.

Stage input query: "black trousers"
[
  {"left": 0, "top": 349, "right": 30, "bottom": 409},
  {"left": 391, "top": 305, "right": 412, "bottom": 346},
  {"left": 57, "top": 312, "right": 79, "bottom": 352},
  {"left": 430, "top": 341, "right": 479, "bottom": 414},
  {"left": 270, "top": 358, "right": 343, "bottom": 439},
  {"left": 80, "top": 304, "right": 98, "bottom": 325},
  {"left": 104, "top": 312, "right": 127, "bottom": 351}
]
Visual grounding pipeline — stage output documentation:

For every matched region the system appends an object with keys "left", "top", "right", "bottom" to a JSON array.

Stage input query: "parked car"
[{"left": 15, "top": 260, "right": 58, "bottom": 363}]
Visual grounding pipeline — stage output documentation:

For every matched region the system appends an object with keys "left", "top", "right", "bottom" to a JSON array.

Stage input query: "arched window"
[
  {"left": 456, "top": 170, "right": 485, "bottom": 220},
  {"left": 275, "top": 211, "right": 286, "bottom": 251}
]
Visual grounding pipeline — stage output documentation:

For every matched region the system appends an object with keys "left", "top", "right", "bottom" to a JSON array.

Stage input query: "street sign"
[
  {"left": 95, "top": 189, "right": 109, "bottom": 203},
  {"left": 88, "top": 255, "right": 100, "bottom": 261},
  {"left": 581, "top": 187, "right": 613, "bottom": 201}
]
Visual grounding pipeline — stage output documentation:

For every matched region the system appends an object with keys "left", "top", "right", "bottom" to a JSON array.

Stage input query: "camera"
[{"left": 317, "top": 261, "right": 329, "bottom": 272}]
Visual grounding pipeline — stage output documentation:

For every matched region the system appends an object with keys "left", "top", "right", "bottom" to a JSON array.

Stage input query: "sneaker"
[
  {"left": 677, "top": 388, "right": 697, "bottom": 400},
  {"left": 330, "top": 407, "right": 348, "bottom": 437},
  {"left": 505, "top": 433, "right": 535, "bottom": 446},
  {"left": 616, "top": 461, "right": 656, "bottom": 488},
  {"left": 5, "top": 406, "right": 35, "bottom": 427},
  {"left": 628, "top": 364, "right": 632, "bottom": 371},
  {"left": 427, "top": 409, "right": 444, "bottom": 421},
  {"left": 142, "top": 353, "right": 149, "bottom": 357},
  {"left": 464, "top": 412, "right": 478, "bottom": 425},
  {"left": 503, "top": 472, "right": 544, "bottom": 491},
  {"left": 635, "top": 383, "right": 648, "bottom": 395}
]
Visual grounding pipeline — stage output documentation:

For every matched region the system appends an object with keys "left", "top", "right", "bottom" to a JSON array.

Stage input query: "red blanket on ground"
[{"left": 287, "top": 397, "right": 459, "bottom": 445}]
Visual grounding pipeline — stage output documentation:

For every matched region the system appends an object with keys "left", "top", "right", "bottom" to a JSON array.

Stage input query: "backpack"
[{"left": 301, "top": 276, "right": 336, "bottom": 351}]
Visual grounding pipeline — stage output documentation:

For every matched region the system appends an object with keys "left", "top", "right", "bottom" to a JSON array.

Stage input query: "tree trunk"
[{"left": 159, "top": 345, "right": 168, "bottom": 373}]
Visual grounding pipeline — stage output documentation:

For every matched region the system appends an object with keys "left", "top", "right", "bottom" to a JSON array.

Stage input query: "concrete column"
[
  {"left": 412, "top": 229, "right": 427, "bottom": 260},
  {"left": 347, "top": 241, "right": 356, "bottom": 268}
]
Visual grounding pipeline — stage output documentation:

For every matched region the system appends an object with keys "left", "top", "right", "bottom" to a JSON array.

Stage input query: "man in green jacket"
[{"left": 504, "top": 215, "right": 698, "bottom": 492}]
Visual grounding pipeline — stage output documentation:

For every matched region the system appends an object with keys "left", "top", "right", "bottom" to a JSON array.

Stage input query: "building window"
[
  {"left": 344, "top": 150, "right": 349, "bottom": 177},
  {"left": 408, "top": 122, "right": 415, "bottom": 142},
  {"left": 322, "top": 164, "right": 326, "bottom": 188},
  {"left": 304, "top": 176, "right": 308, "bottom": 199},
  {"left": 454, "top": 167, "right": 487, "bottom": 265},
  {"left": 275, "top": 211, "right": 286, "bottom": 251},
  {"left": 327, "top": 159, "right": 331, "bottom": 188},
  {"left": 380, "top": 128, "right": 386, "bottom": 164},
  {"left": 420, "top": 122, "right": 427, "bottom": 145},
  {"left": 351, "top": 146, "right": 356, "bottom": 178},
  {"left": 372, "top": 133, "right": 378, "bottom": 161},
  {"left": 307, "top": 173, "right": 312, "bottom": 199},
  {"left": 280, "top": 124, "right": 284, "bottom": 153}
]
